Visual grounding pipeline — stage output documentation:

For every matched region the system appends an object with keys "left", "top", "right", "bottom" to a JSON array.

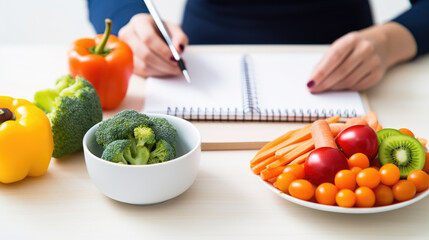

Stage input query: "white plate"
[{"left": 260, "top": 178, "right": 429, "bottom": 214}]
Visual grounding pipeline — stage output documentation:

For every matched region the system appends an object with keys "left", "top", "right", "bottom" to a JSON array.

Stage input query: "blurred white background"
[{"left": 0, "top": 0, "right": 411, "bottom": 45}]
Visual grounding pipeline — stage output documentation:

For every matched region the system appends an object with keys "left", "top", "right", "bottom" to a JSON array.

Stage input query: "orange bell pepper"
[{"left": 68, "top": 19, "right": 133, "bottom": 110}]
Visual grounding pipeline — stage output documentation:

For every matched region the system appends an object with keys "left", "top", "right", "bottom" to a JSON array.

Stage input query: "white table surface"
[{"left": 0, "top": 45, "right": 428, "bottom": 239}]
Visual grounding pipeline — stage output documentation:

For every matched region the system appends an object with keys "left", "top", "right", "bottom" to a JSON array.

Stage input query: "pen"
[{"left": 143, "top": 0, "right": 191, "bottom": 83}]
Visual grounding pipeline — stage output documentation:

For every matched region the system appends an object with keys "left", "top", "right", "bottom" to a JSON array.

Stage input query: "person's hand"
[
  {"left": 307, "top": 22, "right": 417, "bottom": 93},
  {"left": 307, "top": 31, "right": 387, "bottom": 93},
  {"left": 118, "top": 13, "right": 189, "bottom": 78}
]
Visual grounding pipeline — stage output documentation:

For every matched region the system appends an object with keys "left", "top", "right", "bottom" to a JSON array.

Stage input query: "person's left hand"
[{"left": 307, "top": 31, "right": 387, "bottom": 93}]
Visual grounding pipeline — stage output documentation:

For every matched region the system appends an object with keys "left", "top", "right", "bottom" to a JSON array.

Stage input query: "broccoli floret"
[
  {"left": 148, "top": 139, "right": 175, "bottom": 164},
  {"left": 95, "top": 110, "right": 151, "bottom": 148},
  {"left": 101, "top": 139, "right": 150, "bottom": 165},
  {"left": 34, "top": 75, "right": 102, "bottom": 158},
  {"left": 134, "top": 126, "right": 156, "bottom": 149},
  {"left": 149, "top": 117, "right": 178, "bottom": 147}
]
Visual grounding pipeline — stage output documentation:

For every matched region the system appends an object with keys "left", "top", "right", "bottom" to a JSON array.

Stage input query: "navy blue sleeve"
[
  {"left": 392, "top": 0, "right": 429, "bottom": 57},
  {"left": 87, "top": 0, "right": 148, "bottom": 36}
]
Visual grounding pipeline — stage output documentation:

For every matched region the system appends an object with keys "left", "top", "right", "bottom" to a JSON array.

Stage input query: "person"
[{"left": 87, "top": 0, "right": 429, "bottom": 93}]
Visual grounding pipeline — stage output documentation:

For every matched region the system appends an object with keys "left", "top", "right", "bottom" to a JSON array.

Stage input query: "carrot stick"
[
  {"left": 260, "top": 166, "right": 286, "bottom": 181},
  {"left": 275, "top": 142, "right": 305, "bottom": 159},
  {"left": 251, "top": 155, "right": 276, "bottom": 174},
  {"left": 345, "top": 117, "right": 368, "bottom": 127},
  {"left": 289, "top": 151, "right": 312, "bottom": 165},
  {"left": 267, "top": 177, "right": 277, "bottom": 184},
  {"left": 329, "top": 123, "right": 346, "bottom": 137},
  {"left": 256, "top": 129, "right": 299, "bottom": 155},
  {"left": 274, "top": 124, "right": 343, "bottom": 159},
  {"left": 375, "top": 124, "right": 383, "bottom": 132},
  {"left": 362, "top": 111, "right": 379, "bottom": 131},
  {"left": 267, "top": 139, "right": 315, "bottom": 169},
  {"left": 418, "top": 137, "right": 428, "bottom": 148},
  {"left": 251, "top": 129, "right": 311, "bottom": 165},
  {"left": 311, "top": 120, "right": 337, "bottom": 149},
  {"left": 251, "top": 116, "right": 340, "bottom": 165}
]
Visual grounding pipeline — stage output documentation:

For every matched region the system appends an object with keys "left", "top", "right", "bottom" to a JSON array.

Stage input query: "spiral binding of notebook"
[{"left": 148, "top": 54, "right": 364, "bottom": 123}]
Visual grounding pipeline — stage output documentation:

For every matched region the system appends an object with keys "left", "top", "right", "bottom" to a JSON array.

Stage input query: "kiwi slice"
[
  {"left": 379, "top": 134, "right": 425, "bottom": 178},
  {"left": 376, "top": 128, "right": 402, "bottom": 146}
]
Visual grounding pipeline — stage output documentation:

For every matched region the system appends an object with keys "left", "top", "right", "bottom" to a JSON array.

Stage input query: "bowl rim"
[{"left": 83, "top": 113, "right": 201, "bottom": 168}]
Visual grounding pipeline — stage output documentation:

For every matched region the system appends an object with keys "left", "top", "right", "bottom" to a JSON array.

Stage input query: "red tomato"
[
  {"left": 304, "top": 147, "right": 349, "bottom": 185},
  {"left": 335, "top": 125, "right": 379, "bottom": 161}
]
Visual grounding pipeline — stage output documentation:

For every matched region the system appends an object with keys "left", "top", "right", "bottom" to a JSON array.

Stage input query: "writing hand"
[{"left": 119, "top": 13, "right": 189, "bottom": 78}]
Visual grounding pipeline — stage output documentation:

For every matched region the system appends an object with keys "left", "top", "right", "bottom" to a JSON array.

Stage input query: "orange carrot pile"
[{"left": 251, "top": 112, "right": 383, "bottom": 181}]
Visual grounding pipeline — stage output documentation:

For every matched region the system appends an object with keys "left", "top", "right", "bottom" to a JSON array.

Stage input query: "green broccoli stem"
[
  {"left": 125, "top": 146, "right": 150, "bottom": 165},
  {"left": 0, "top": 108, "right": 15, "bottom": 124},
  {"left": 94, "top": 19, "right": 112, "bottom": 56}
]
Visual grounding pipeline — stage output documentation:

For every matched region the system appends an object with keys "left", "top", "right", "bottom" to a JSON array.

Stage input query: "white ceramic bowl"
[{"left": 83, "top": 113, "right": 201, "bottom": 205}]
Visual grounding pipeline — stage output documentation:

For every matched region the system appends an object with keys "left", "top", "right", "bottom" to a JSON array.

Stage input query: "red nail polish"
[
  {"left": 179, "top": 44, "right": 185, "bottom": 51},
  {"left": 170, "top": 56, "right": 176, "bottom": 62},
  {"left": 307, "top": 80, "right": 315, "bottom": 88}
]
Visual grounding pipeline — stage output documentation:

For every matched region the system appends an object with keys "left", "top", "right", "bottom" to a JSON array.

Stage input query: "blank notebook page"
[
  {"left": 251, "top": 53, "right": 366, "bottom": 117},
  {"left": 144, "top": 54, "right": 244, "bottom": 114}
]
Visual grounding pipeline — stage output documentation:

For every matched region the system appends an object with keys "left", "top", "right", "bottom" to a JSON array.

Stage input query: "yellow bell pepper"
[{"left": 0, "top": 96, "right": 54, "bottom": 183}]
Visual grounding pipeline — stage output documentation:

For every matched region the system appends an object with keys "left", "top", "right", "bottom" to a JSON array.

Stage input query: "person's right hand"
[{"left": 118, "top": 13, "right": 189, "bottom": 78}]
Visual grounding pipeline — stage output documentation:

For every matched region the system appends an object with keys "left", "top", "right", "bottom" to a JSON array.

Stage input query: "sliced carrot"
[
  {"left": 345, "top": 117, "right": 368, "bottom": 127},
  {"left": 256, "top": 129, "right": 299, "bottom": 155},
  {"left": 418, "top": 137, "right": 428, "bottom": 148},
  {"left": 375, "top": 124, "right": 383, "bottom": 132},
  {"left": 329, "top": 123, "right": 346, "bottom": 137},
  {"left": 251, "top": 116, "right": 340, "bottom": 165},
  {"left": 325, "top": 115, "right": 341, "bottom": 124},
  {"left": 251, "top": 155, "right": 276, "bottom": 174},
  {"left": 267, "top": 177, "right": 277, "bottom": 184},
  {"left": 267, "top": 139, "right": 315, "bottom": 169},
  {"left": 311, "top": 120, "right": 337, "bottom": 149},
  {"left": 289, "top": 151, "right": 312, "bottom": 165},
  {"left": 251, "top": 129, "right": 311, "bottom": 165},
  {"left": 362, "top": 111, "right": 379, "bottom": 131},
  {"left": 275, "top": 142, "right": 306, "bottom": 159},
  {"left": 260, "top": 166, "right": 286, "bottom": 181}
]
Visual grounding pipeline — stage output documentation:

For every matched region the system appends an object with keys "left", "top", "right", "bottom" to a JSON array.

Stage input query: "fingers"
[
  {"left": 330, "top": 54, "right": 381, "bottom": 91},
  {"left": 167, "top": 22, "right": 189, "bottom": 53},
  {"left": 349, "top": 69, "right": 383, "bottom": 91},
  {"left": 308, "top": 32, "right": 385, "bottom": 93},
  {"left": 308, "top": 33, "right": 358, "bottom": 91},
  {"left": 315, "top": 40, "right": 375, "bottom": 91},
  {"left": 118, "top": 13, "right": 188, "bottom": 78}
]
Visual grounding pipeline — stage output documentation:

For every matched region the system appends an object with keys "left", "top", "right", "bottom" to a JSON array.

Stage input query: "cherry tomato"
[
  {"left": 315, "top": 183, "right": 338, "bottom": 205},
  {"left": 336, "top": 189, "right": 356, "bottom": 207},
  {"left": 351, "top": 167, "right": 362, "bottom": 175},
  {"left": 407, "top": 170, "right": 429, "bottom": 192},
  {"left": 392, "top": 180, "right": 416, "bottom": 202},
  {"left": 398, "top": 128, "right": 415, "bottom": 138},
  {"left": 289, "top": 179, "right": 314, "bottom": 201},
  {"left": 304, "top": 147, "right": 348, "bottom": 185},
  {"left": 356, "top": 168, "right": 381, "bottom": 189},
  {"left": 335, "top": 170, "right": 356, "bottom": 190},
  {"left": 379, "top": 163, "right": 401, "bottom": 186},
  {"left": 335, "top": 125, "right": 378, "bottom": 161},
  {"left": 355, "top": 187, "right": 376, "bottom": 207},
  {"left": 348, "top": 153, "right": 370, "bottom": 169},
  {"left": 283, "top": 164, "right": 305, "bottom": 179},
  {"left": 374, "top": 185, "right": 394, "bottom": 206},
  {"left": 274, "top": 172, "right": 296, "bottom": 194},
  {"left": 423, "top": 152, "right": 429, "bottom": 173}
]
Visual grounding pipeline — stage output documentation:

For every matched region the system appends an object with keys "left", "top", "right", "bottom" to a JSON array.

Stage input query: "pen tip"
[{"left": 183, "top": 70, "right": 191, "bottom": 83}]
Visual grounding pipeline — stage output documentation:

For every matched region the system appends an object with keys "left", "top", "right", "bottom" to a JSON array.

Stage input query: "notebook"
[{"left": 143, "top": 53, "right": 367, "bottom": 122}]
